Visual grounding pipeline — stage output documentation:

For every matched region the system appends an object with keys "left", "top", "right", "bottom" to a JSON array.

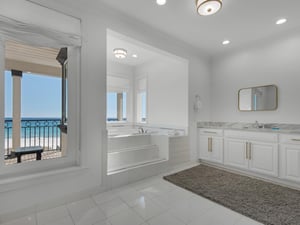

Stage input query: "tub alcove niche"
[{"left": 106, "top": 30, "right": 190, "bottom": 179}]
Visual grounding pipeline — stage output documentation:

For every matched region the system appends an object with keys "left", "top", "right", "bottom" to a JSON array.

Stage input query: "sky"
[{"left": 5, "top": 71, "right": 61, "bottom": 118}]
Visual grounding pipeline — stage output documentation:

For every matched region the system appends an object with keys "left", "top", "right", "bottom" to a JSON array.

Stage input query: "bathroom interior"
[
  {"left": 106, "top": 30, "right": 189, "bottom": 174},
  {"left": 1, "top": 1, "right": 300, "bottom": 225}
]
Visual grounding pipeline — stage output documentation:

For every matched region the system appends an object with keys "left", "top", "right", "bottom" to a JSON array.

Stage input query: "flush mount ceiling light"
[
  {"left": 132, "top": 54, "right": 138, "bottom": 58},
  {"left": 113, "top": 48, "right": 127, "bottom": 59},
  {"left": 276, "top": 18, "right": 287, "bottom": 25},
  {"left": 222, "top": 40, "right": 230, "bottom": 45},
  {"left": 156, "top": 0, "right": 167, "bottom": 5},
  {"left": 196, "top": 0, "right": 222, "bottom": 16}
]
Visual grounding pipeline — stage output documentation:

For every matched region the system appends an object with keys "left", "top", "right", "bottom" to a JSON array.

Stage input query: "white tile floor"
[{"left": 1, "top": 164, "right": 263, "bottom": 225}]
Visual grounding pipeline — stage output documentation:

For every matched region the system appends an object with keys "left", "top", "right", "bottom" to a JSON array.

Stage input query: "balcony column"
[
  {"left": 11, "top": 70, "right": 22, "bottom": 151},
  {"left": 117, "top": 93, "right": 123, "bottom": 121}
]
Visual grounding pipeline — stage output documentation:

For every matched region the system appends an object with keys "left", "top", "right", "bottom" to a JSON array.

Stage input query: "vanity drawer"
[
  {"left": 280, "top": 134, "right": 300, "bottom": 145},
  {"left": 224, "top": 130, "right": 278, "bottom": 143},
  {"left": 199, "top": 128, "right": 223, "bottom": 137}
]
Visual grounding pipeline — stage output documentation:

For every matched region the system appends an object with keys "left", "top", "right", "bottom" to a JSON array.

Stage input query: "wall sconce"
[{"left": 194, "top": 95, "right": 203, "bottom": 112}]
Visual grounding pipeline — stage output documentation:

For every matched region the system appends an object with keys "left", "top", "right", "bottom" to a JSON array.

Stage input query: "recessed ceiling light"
[
  {"left": 156, "top": 0, "right": 167, "bottom": 6},
  {"left": 222, "top": 40, "right": 230, "bottom": 45},
  {"left": 276, "top": 18, "right": 287, "bottom": 25},
  {"left": 113, "top": 48, "right": 127, "bottom": 59},
  {"left": 132, "top": 54, "right": 138, "bottom": 58}
]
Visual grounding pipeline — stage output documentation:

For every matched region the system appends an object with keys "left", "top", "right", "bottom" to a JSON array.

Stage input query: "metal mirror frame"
[{"left": 238, "top": 84, "right": 278, "bottom": 111}]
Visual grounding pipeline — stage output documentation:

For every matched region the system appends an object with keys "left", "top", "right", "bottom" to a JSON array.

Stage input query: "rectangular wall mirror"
[{"left": 238, "top": 85, "right": 278, "bottom": 111}]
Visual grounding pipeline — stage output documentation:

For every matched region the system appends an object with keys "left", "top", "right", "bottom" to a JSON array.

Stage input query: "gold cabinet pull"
[
  {"left": 208, "top": 137, "right": 212, "bottom": 152},
  {"left": 248, "top": 142, "right": 252, "bottom": 160},
  {"left": 245, "top": 142, "right": 249, "bottom": 159}
]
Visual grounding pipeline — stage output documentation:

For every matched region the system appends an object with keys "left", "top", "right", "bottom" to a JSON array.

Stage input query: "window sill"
[{"left": 0, "top": 166, "right": 88, "bottom": 193}]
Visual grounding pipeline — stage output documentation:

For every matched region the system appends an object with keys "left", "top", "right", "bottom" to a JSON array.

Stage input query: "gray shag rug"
[{"left": 163, "top": 164, "right": 300, "bottom": 225}]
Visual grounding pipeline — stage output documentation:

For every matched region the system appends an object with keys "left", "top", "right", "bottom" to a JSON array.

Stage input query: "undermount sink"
[
  {"left": 242, "top": 124, "right": 280, "bottom": 130},
  {"left": 262, "top": 124, "right": 275, "bottom": 129}
]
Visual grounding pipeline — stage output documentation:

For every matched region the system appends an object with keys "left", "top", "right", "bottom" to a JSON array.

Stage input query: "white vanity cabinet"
[
  {"left": 198, "top": 129, "right": 223, "bottom": 164},
  {"left": 224, "top": 130, "right": 279, "bottom": 177},
  {"left": 223, "top": 138, "right": 248, "bottom": 169},
  {"left": 280, "top": 134, "right": 300, "bottom": 183}
]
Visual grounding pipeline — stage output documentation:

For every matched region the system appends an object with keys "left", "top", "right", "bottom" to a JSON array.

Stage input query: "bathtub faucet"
[{"left": 138, "top": 127, "right": 145, "bottom": 134}]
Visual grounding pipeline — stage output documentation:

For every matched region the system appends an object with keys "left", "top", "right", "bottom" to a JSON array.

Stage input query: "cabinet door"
[
  {"left": 210, "top": 137, "right": 223, "bottom": 164},
  {"left": 248, "top": 142, "right": 278, "bottom": 177},
  {"left": 198, "top": 136, "right": 210, "bottom": 160},
  {"left": 281, "top": 144, "right": 300, "bottom": 182},
  {"left": 224, "top": 139, "right": 248, "bottom": 169}
]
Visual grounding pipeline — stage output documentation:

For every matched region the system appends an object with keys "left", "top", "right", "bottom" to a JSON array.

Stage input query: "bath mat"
[{"left": 164, "top": 164, "right": 300, "bottom": 225}]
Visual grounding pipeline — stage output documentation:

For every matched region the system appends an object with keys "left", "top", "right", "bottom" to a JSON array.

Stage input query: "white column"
[
  {"left": 0, "top": 39, "right": 5, "bottom": 166},
  {"left": 117, "top": 93, "right": 123, "bottom": 121},
  {"left": 11, "top": 70, "right": 22, "bottom": 151}
]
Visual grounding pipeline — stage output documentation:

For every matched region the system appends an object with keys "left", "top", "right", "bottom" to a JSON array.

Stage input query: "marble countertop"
[{"left": 197, "top": 121, "right": 300, "bottom": 135}]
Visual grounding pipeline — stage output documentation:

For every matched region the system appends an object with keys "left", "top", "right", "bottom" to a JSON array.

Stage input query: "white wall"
[
  {"left": 189, "top": 56, "right": 211, "bottom": 160},
  {"left": 211, "top": 31, "right": 300, "bottom": 123},
  {"left": 107, "top": 61, "right": 134, "bottom": 77},
  {"left": 0, "top": 0, "right": 211, "bottom": 218},
  {"left": 135, "top": 58, "right": 189, "bottom": 128}
]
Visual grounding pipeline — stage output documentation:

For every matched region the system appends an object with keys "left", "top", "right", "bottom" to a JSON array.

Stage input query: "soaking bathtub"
[{"left": 107, "top": 133, "right": 168, "bottom": 173}]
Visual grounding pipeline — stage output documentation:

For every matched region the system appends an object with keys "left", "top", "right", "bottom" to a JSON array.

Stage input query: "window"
[
  {"left": 0, "top": 40, "right": 79, "bottom": 174},
  {"left": 107, "top": 92, "right": 127, "bottom": 121},
  {"left": 0, "top": 6, "right": 81, "bottom": 179},
  {"left": 107, "top": 75, "right": 130, "bottom": 122},
  {"left": 4, "top": 71, "right": 63, "bottom": 165}
]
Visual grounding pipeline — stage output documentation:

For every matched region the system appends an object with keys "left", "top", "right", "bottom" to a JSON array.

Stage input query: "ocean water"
[{"left": 4, "top": 118, "right": 61, "bottom": 139}]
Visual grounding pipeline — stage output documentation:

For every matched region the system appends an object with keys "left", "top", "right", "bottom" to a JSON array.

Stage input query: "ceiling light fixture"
[
  {"left": 222, "top": 40, "right": 230, "bottom": 45},
  {"left": 132, "top": 54, "right": 138, "bottom": 58},
  {"left": 113, "top": 48, "right": 127, "bottom": 59},
  {"left": 276, "top": 18, "right": 287, "bottom": 25},
  {"left": 196, "top": 0, "right": 222, "bottom": 16},
  {"left": 156, "top": 0, "right": 167, "bottom": 6}
]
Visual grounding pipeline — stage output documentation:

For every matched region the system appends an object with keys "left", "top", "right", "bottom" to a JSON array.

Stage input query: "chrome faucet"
[
  {"left": 138, "top": 127, "right": 144, "bottom": 134},
  {"left": 254, "top": 120, "right": 264, "bottom": 129}
]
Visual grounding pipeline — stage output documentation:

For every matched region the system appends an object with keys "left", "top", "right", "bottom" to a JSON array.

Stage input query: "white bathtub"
[{"left": 107, "top": 133, "right": 168, "bottom": 173}]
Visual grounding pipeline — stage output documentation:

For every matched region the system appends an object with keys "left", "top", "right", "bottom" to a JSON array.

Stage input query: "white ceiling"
[
  {"left": 99, "top": 0, "right": 300, "bottom": 55},
  {"left": 107, "top": 30, "right": 183, "bottom": 66}
]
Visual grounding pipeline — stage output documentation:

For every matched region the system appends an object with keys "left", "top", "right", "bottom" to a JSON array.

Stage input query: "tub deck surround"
[
  {"left": 107, "top": 134, "right": 165, "bottom": 173},
  {"left": 107, "top": 123, "right": 187, "bottom": 137},
  {"left": 197, "top": 121, "right": 300, "bottom": 134},
  {"left": 106, "top": 124, "right": 189, "bottom": 173}
]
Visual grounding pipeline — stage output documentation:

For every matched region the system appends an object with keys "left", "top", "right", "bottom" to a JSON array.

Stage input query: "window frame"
[
  {"left": 107, "top": 73, "right": 131, "bottom": 124},
  {"left": 0, "top": 43, "right": 81, "bottom": 178}
]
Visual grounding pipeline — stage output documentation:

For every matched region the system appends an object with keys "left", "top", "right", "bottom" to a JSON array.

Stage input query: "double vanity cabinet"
[{"left": 198, "top": 128, "right": 300, "bottom": 186}]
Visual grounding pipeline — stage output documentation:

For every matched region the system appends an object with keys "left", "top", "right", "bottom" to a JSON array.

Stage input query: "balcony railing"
[{"left": 4, "top": 118, "right": 61, "bottom": 158}]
